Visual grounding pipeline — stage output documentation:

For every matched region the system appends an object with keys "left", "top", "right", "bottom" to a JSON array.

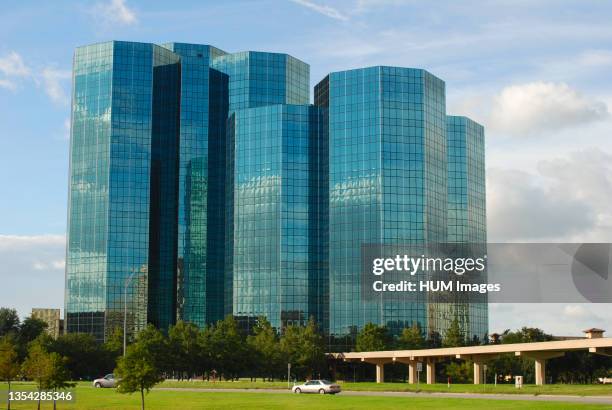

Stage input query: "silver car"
[
  {"left": 292, "top": 379, "right": 341, "bottom": 394},
  {"left": 93, "top": 373, "right": 117, "bottom": 388}
]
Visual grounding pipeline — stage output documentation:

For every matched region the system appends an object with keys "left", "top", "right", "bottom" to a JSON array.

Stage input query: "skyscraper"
[
  {"left": 227, "top": 104, "right": 327, "bottom": 330},
  {"left": 66, "top": 41, "right": 181, "bottom": 342},
  {"left": 211, "top": 51, "right": 326, "bottom": 330},
  {"left": 160, "top": 43, "right": 228, "bottom": 328},
  {"left": 66, "top": 41, "right": 486, "bottom": 346},
  {"left": 447, "top": 115, "right": 487, "bottom": 340},
  {"left": 315, "top": 67, "right": 449, "bottom": 349}
]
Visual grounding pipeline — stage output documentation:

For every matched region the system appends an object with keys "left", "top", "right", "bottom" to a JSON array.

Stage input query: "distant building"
[{"left": 31, "top": 308, "right": 63, "bottom": 339}]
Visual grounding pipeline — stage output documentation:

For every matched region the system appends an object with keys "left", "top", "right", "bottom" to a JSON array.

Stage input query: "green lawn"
[
  {"left": 157, "top": 379, "right": 612, "bottom": 396},
  {"left": 0, "top": 384, "right": 610, "bottom": 410}
]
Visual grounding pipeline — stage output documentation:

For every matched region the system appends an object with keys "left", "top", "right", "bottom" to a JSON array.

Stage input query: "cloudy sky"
[{"left": 1, "top": 0, "right": 611, "bottom": 336}]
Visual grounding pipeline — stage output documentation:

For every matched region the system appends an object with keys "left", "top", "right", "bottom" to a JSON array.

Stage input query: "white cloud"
[
  {"left": 290, "top": 0, "right": 349, "bottom": 21},
  {"left": 0, "top": 51, "right": 71, "bottom": 105},
  {"left": 40, "top": 67, "right": 71, "bottom": 105},
  {"left": 63, "top": 118, "right": 71, "bottom": 140},
  {"left": 93, "top": 0, "right": 138, "bottom": 26},
  {"left": 354, "top": 0, "right": 413, "bottom": 13},
  {"left": 0, "top": 51, "right": 31, "bottom": 92},
  {"left": 33, "top": 259, "right": 65, "bottom": 271},
  {"left": 487, "top": 148, "right": 612, "bottom": 242},
  {"left": 0, "top": 234, "right": 65, "bottom": 250},
  {"left": 563, "top": 304, "right": 593, "bottom": 319},
  {"left": 487, "top": 169, "right": 594, "bottom": 242},
  {"left": 577, "top": 49, "right": 612, "bottom": 68},
  {"left": 0, "top": 234, "right": 66, "bottom": 318},
  {"left": 489, "top": 82, "right": 609, "bottom": 136},
  {"left": 0, "top": 79, "right": 17, "bottom": 91},
  {"left": 0, "top": 51, "right": 31, "bottom": 77}
]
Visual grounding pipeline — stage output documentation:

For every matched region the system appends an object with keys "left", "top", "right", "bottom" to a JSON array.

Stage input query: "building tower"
[
  {"left": 446, "top": 115, "right": 487, "bottom": 341},
  {"left": 315, "top": 66, "right": 449, "bottom": 350},
  {"left": 65, "top": 41, "right": 181, "bottom": 341}
]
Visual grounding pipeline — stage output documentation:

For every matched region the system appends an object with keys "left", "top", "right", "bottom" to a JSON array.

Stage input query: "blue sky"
[{"left": 1, "top": 0, "right": 611, "bottom": 335}]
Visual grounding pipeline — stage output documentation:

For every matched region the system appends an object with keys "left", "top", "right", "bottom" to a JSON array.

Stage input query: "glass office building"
[
  {"left": 211, "top": 51, "right": 309, "bottom": 112},
  {"left": 161, "top": 43, "right": 228, "bottom": 327},
  {"left": 447, "top": 116, "right": 488, "bottom": 340},
  {"left": 66, "top": 41, "right": 486, "bottom": 346},
  {"left": 211, "top": 51, "right": 312, "bottom": 322},
  {"left": 228, "top": 104, "right": 327, "bottom": 330},
  {"left": 315, "top": 67, "right": 451, "bottom": 350},
  {"left": 66, "top": 41, "right": 180, "bottom": 342}
]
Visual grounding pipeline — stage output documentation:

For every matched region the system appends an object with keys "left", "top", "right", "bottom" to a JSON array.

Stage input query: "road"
[{"left": 155, "top": 387, "right": 612, "bottom": 405}]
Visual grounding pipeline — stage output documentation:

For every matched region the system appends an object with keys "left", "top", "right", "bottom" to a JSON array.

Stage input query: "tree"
[
  {"left": 0, "top": 309, "right": 19, "bottom": 338},
  {"left": 298, "top": 318, "right": 326, "bottom": 379},
  {"left": 247, "top": 317, "right": 281, "bottom": 381},
  {"left": 355, "top": 323, "right": 391, "bottom": 352},
  {"left": 115, "top": 343, "right": 164, "bottom": 410},
  {"left": 132, "top": 325, "right": 170, "bottom": 373},
  {"left": 48, "top": 333, "right": 109, "bottom": 380},
  {"left": 397, "top": 323, "right": 425, "bottom": 350},
  {"left": 280, "top": 325, "right": 302, "bottom": 381},
  {"left": 208, "top": 316, "right": 246, "bottom": 380},
  {"left": 0, "top": 337, "right": 20, "bottom": 410},
  {"left": 45, "top": 352, "right": 75, "bottom": 410},
  {"left": 427, "top": 330, "right": 442, "bottom": 348},
  {"left": 168, "top": 321, "right": 201, "bottom": 380},
  {"left": 279, "top": 319, "right": 326, "bottom": 381},
  {"left": 197, "top": 325, "right": 213, "bottom": 379},
  {"left": 104, "top": 327, "right": 124, "bottom": 358},
  {"left": 22, "top": 341, "right": 52, "bottom": 410},
  {"left": 445, "top": 361, "right": 472, "bottom": 383},
  {"left": 501, "top": 327, "right": 552, "bottom": 344},
  {"left": 442, "top": 317, "right": 465, "bottom": 348},
  {"left": 17, "top": 317, "right": 48, "bottom": 358}
]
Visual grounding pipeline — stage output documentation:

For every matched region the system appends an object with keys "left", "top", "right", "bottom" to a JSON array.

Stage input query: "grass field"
[
  {"left": 158, "top": 379, "right": 612, "bottom": 396},
  {"left": 1, "top": 383, "right": 611, "bottom": 410}
]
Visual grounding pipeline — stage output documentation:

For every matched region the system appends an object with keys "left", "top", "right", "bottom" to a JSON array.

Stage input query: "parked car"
[
  {"left": 292, "top": 380, "right": 341, "bottom": 394},
  {"left": 93, "top": 373, "right": 117, "bottom": 388},
  {"left": 598, "top": 377, "right": 612, "bottom": 384}
]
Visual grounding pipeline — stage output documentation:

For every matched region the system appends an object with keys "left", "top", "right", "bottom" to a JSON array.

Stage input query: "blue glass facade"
[
  {"left": 447, "top": 116, "right": 488, "bottom": 340},
  {"left": 161, "top": 43, "right": 228, "bottom": 327},
  {"left": 211, "top": 51, "right": 309, "bottom": 112},
  {"left": 228, "top": 105, "right": 327, "bottom": 330},
  {"left": 212, "top": 51, "right": 312, "bottom": 323},
  {"left": 66, "top": 41, "right": 180, "bottom": 341},
  {"left": 315, "top": 67, "right": 450, "bottom": 349},
  {"left": 66, "top": 41, "right": 486, "bottom": 346}
]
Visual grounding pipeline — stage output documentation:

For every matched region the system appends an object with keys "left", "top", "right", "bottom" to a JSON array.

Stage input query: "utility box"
[{"left": 515, "top": 375, "right": 523, "bottom": 389}]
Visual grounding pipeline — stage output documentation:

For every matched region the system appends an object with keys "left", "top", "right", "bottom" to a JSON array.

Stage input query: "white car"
[
  {"left": 292, "top": 380, "right": 341, "bottom": 394},
  {"left": 598, "top": 377, "right": 612, "bottom": 384},
  {"left": 93, "top": 373, "right": 117, "bottom": 388}
]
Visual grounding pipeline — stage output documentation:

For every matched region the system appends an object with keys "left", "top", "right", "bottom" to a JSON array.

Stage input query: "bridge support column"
[
  {"left": 376, "top": 363, "right": 384, "bottom": 384},
  {"left": 362, "top": 358, "right": 391, "bottom": 383},
  {"left": 408, "top": 361, "right": 417, "bottom": 384},
  {"left": 515, "top": 351, "right": 564, "bottom": 386},
  {"left": 393, "top": 357, "right": 418, "bottom": 384},
  {"left": 456, "top": 354, "right": 499, "bottom": 385},
  {"left": 426, "top": 359, "right": 436, "bottom": 384},
  {"left": 535, "top": 358, "right": 545, "bottom": 386},
  {"left": 473, "top": 361, "right": 483, "bottom": 385}
]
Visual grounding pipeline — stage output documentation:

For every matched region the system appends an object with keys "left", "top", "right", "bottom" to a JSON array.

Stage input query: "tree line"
[
  {"left": 0, "top": 309, "right": 329, "bottom": 410},
  {"left": 2, "top": 306, "right": 611, "bottom": 409}
]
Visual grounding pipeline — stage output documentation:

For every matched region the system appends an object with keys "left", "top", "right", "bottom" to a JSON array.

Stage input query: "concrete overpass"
[{"left": 333, "top": 329, "right": 612, "bottom": 385}]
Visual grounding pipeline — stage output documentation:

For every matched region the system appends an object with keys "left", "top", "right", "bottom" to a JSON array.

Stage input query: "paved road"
[{"left": 155, "top": 387, "right": 612, "bottom": 405}]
